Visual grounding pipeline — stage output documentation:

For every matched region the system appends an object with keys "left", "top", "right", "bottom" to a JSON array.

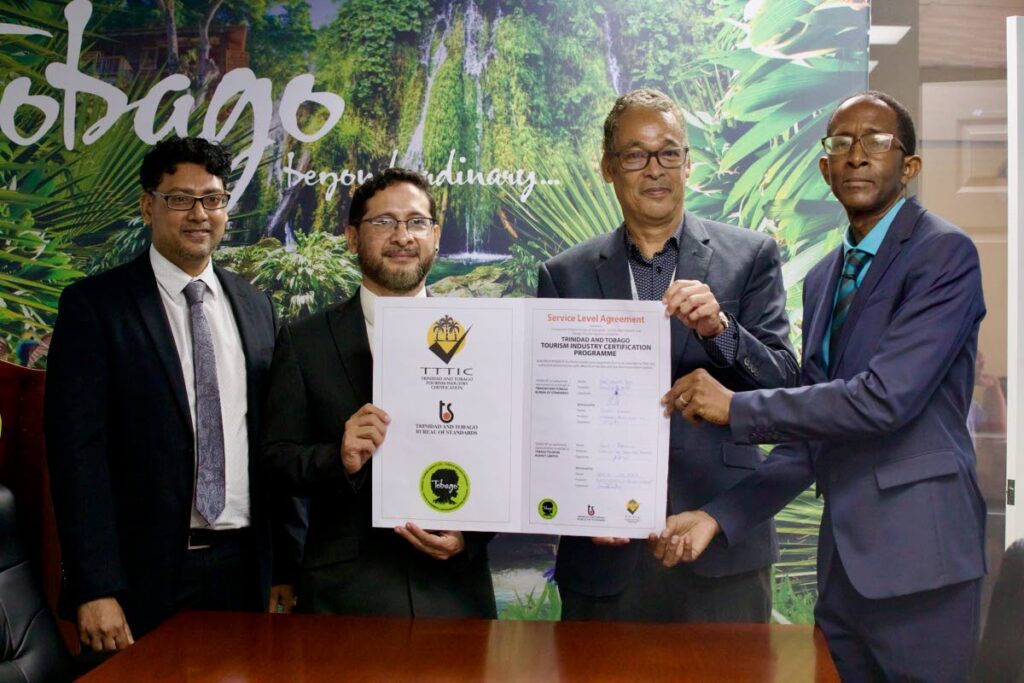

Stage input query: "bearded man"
[{"left": 260, "top": 168, "right": 496, "bottom": 617}]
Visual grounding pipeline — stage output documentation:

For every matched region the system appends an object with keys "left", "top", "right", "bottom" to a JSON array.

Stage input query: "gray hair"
[{"left": 602, "top": 88, "right": 688, "bottom": 156}]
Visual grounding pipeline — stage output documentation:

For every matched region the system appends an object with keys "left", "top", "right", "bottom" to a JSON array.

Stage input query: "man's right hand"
[
  {"left": 77, "top": 597, "right": 134, "bottom": 652},
  {"left": 340, "top": 404, "right": 391, "bottom": 475},
  {"left": 648, "top": 510, "right": 721, "bottom": 567}
]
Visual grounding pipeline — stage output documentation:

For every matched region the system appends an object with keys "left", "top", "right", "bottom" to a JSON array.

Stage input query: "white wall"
[{"left": 1005, "top": 16, "right": 1023, "bottom": 546}]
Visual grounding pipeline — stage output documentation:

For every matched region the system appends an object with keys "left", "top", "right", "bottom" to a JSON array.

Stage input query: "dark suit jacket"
[
  {"left": 706, "top": 197, "right": 987, "bottom": 599},
  {"left": 260, "top": 291, "right": 497, "bottom": 618},
  {"left": 537, "top": 214, "right": 799, "bottom": 595},
  {"left": 45, "top": 252, "right": 279, "bottom": 637}
]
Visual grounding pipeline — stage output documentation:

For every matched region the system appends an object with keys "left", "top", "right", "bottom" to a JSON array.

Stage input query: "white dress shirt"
[
  {"left": 150, "top": 246, "right": 250, "bottom": 530},
  {"left": 359, "top": 283, "right": 427, "bottom": 357}
]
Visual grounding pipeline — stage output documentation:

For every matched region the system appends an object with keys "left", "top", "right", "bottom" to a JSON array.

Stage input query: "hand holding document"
[
  {"left": 662, "top": 368, "right": 734, "bottom": 425},
  {"left": 371, "top": 297, "right": 670, "bottom": 538},
  {"left": 648, "top": 510, "right": 721, "bottom": 567}
]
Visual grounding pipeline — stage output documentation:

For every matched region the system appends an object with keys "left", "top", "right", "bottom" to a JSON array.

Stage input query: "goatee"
[{"left": 357, "top": 244, "right": 436, "bottom": 293}]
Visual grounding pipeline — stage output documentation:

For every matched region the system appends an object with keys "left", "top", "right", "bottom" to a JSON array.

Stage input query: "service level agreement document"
[{"left": 372, "top": 297, "right": 670, "bottom": 538}]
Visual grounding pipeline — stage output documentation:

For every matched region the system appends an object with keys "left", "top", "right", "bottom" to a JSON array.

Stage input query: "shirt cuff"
[{"left": 694, "top": 312, "right": 739, "bottom": 367}]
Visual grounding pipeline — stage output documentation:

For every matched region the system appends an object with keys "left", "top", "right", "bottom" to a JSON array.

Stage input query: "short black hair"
[
  {"left": 139, "top": 136, "right": 232, "bottom": 191},
  {"left": 602, "top": 88, "right": 687, "bottom": 156},
  {"left": 827, "top": 90, "right": 917, "bottom": 156},
  {"left": 347, "top": 167, "right": 436, "bottom": 226}
]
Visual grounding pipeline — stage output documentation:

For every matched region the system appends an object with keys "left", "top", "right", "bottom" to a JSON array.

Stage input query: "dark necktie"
[
  {"left": 184, "top": 280, "right": 225, "bottom": 524},
  {"left": 829, "top": 249, "right": 871, "bottom": 365}
]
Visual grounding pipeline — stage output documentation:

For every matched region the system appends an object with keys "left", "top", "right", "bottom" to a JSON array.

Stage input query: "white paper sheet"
[{"left": 372, "top": 297, "right": 669, "bottom": 538}]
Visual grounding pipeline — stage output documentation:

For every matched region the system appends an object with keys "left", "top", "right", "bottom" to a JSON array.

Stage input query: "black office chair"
[
  {"left": 0, "top": 485, "right": 70, "bottom": 683},
  {"left": 974, "top": 538, "right": 1024, "bottom": 683}
]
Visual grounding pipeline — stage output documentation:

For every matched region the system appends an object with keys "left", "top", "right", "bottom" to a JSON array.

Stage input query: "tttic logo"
[
  {"left": 427, "top": 315, "right": 471, "bottom": 364},
  {"left": 439, "top": 401, "right": 454, "bottom": 423},
  {"left": 626, "top": 499, "right": 639, "bottom": 515}
]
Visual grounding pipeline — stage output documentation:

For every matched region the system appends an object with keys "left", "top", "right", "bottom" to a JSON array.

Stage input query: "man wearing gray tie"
[{"left": 46, "top": 137, "right": 289, "bottom": 655}]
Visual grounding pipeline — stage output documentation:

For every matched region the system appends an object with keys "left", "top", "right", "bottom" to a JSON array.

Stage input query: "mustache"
[{"left": 383, "top": 248, "right": 421, "bottom": 257}]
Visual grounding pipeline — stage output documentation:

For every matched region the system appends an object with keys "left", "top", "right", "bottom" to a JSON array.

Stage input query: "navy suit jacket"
[
  {"left": 45, "top": 253, "right": 283, "bottom": 636},
  {"left": 705, "top": 197, "right": 987, "bottom": 599},
  {"left": 537, "top": 213, "right": 799, "bottom": 595}
]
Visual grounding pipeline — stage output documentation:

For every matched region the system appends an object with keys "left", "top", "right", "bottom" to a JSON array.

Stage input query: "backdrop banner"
[{"left": 0, "top": 0, "right": 868, "bottom": 622}]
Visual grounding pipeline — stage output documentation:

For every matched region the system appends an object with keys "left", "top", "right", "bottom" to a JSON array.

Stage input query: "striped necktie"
[{"left": 829, "top": 249, "right": 871, "bottom": 365}]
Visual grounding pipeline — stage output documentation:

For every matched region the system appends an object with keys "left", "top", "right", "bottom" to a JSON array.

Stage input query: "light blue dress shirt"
[{"left": 822, "top": 197, "right": 905, "bottom": 369}]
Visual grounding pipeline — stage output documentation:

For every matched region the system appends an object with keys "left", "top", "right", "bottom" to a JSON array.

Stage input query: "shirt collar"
[
  {"left": 624, "top": 213, "right": 686, "bottom": 262},
  {"left": 359, "top": 281, "right": 427, "bottom": 328},
  {"left": 149, "top": 245, "right": 221, "bottom": 301},
  {"left": 843, "top": 197, "right": 905, "bottom": 257}
]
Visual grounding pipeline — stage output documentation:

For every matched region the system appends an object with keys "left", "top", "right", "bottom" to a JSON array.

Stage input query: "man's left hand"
[
  {"left": 663, "top": 279, "right": 726, "bottom": 338},
  {"left": 395, "top": 523, "right": 465, "bottom": 560},
  {"left": 662, "top": 368, "right": 733, "bottom": 425}
]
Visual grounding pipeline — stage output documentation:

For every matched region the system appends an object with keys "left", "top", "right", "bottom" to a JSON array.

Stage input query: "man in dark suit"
[
  {"left": 261, "top": 168, "right": 496, "bottom": 617},
  {"left": 658, "top": 91, "right": 986, "bottom": 681},
  {"left": 536, "top": 88, "right": 799, "bottom": 622},
  {"left": 46, "top": 137, "right": 287, "bottom": 653}
]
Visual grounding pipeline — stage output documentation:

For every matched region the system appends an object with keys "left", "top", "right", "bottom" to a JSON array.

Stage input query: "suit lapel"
[
  {"left": 216, "top": 267, "right": 257, "bottom": 372},
  {"left": 672, "top": 213, "right": 712, "bottom": 378},
  {"left": 328, "top": 291, "right": 373, "bottom": 404},
  {"left": 804, "top": 248, "right": 843, "bottom": 381},
  {"left": 595, "top": 227, "right": 633, "bottom": 301},
  {"left": 829, "top": 198, "right": 922, "bottom": 373},
  {"left": 127, "top": 254, "right": 193, "bottom": 431}
]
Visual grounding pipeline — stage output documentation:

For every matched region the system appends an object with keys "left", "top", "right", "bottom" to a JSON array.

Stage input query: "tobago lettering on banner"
[{"left": 0, "top": 0, "right": 345, "bottom": 209}]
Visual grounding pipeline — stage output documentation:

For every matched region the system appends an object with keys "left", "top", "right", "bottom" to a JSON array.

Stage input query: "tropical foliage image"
[{"left": 0, "top": 0, "right": 868, "bottom": 622}]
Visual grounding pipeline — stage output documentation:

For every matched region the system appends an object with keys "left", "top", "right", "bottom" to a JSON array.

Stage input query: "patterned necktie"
[
  {"left": 183, "top": 280, "right": 225, "bottom": 524},
  {"left": 829, "top": 249, "right": 872, "bottom": 365}
]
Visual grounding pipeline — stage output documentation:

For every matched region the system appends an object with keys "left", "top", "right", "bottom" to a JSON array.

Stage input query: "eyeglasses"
[
  {"left": 150, "top": 191, "right": 230, "bottom": 211},
  {"left": 821, "top": 133, "right": 906, "bottom": 156},
  {"left": 360, "top": 216, "right": 437, "bottom": 236},
  {"left": 611, "top": 147, "right": 688, "bottom": 171}
]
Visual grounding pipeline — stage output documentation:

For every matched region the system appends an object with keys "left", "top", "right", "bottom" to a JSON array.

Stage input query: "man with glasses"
[
  {"left": 658, "top": 91, "right": 986, "bottom": 681},
  {"left": 46, "top": 137, "right": 287, "bottom": 657},
  {"left": 536, "top": 88, "right": 799, "bottom": 622},
  {"left": 260, "top": 168, "right": 497, "bottom": 617}
]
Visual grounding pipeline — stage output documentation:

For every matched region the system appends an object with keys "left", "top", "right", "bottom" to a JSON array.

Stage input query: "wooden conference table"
[{"left": 81, "top": 611, "right": 838, "bottom": 682}]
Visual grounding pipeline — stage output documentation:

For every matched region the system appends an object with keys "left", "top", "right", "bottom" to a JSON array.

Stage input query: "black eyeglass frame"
[
  {"left": 149, "top": 190, "right": 231, "bottom": 211},
  {"left": 610, "top": 146, "right": 690, "bottom": 171}
]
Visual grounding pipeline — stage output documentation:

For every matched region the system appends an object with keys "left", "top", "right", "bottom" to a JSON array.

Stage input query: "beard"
[{"left": 357, "top": 241, "right": 436, "bottom": 293}]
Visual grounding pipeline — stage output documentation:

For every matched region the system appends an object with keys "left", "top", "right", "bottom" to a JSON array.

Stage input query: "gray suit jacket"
[
  {"left": 260, "top": 291, "right": 497, "bottom": 617},
  {"left": 537, "top": 213, "right": 799, "bottom": 595}
]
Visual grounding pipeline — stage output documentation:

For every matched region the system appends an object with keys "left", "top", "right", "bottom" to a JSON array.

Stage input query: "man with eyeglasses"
[
  {"left": 260, "top": 168, "right": 497, "bottom": 617},
  {"left": 536, "top": 88, "right": 799, "bottom": 623},
  {"left": 46, "top": 136, "right": 291, "bottom": 659},
  {"left": 658, "top": 91, "right": 986, "bottom": 681}
]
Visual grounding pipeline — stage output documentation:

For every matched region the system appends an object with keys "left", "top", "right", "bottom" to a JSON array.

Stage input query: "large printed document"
[{"left": 371, "top": 297, "right": 670, "bottom": 538}]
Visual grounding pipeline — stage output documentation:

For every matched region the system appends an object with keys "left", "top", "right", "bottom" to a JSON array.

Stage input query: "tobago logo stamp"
[{"left": 421, "top": 461, "right": 470, "bottom": 512}]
